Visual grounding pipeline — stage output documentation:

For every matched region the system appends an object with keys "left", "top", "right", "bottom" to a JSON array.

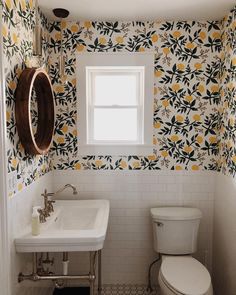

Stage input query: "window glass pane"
[
  {"left": 94, "top": 74, "right": 137, "bottom": 106},
  {"left": 93, "top": 108, "right": 138, "bottom": 141}
]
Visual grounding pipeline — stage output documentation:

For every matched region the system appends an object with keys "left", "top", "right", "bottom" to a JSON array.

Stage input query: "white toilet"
[{"left": 150, "top": 207, "right": 213, "bottom": 295}]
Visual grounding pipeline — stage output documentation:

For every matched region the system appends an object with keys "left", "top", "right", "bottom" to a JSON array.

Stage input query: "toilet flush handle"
[{"left": 154, "top": 221, "right": 164, "bottom": 227}]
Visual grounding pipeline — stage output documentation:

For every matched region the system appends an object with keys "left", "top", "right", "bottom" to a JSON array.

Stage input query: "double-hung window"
[{"left": 77, "top": 53, "right": 154, "bottom": 155}]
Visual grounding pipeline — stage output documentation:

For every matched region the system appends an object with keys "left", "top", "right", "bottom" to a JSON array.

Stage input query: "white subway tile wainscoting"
[{"left": 52, "top": 170, "right": 215, "bottom": 284}]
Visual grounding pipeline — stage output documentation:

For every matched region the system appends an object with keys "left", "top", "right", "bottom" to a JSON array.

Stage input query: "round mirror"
[
  {"left": 15, "top": 68, "right": 55, "bottom": 155},
  {"left": 30, "top": 85, "right": 39, "bottom": 137}
]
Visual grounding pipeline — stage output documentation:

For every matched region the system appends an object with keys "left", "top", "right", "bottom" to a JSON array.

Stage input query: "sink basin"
[{"left": 15, "top": 199, "right": 110, "bottom": 252}]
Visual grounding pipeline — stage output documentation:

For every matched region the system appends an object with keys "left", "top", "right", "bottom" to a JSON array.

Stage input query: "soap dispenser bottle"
[{"left": 32, "top": 206, "right": 40, "bottom": 236}]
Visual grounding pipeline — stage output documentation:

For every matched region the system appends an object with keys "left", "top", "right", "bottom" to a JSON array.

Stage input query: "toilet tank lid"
[{"left": 150, "top": 207, "right": 202, "bottom": 220}]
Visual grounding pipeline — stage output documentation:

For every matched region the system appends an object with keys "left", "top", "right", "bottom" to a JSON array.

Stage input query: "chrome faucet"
[
  {"left": 40, "top": 184, "right": 78, "bottom": 222},
  {"left": 54, "top": 184, "right": 78, "bottom": 195}
]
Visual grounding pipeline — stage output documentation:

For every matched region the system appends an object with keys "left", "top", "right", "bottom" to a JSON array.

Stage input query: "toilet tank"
[{"left": 151, "top": 207, "right": 202, "bottom": 255}]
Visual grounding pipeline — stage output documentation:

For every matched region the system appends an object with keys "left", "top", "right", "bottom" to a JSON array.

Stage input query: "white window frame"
[
  {"left": 77, "top": 52, "right": 154, "bottom": 156},
  {"left": 87, "top": 66, "right": 144, "bottom": 145}
]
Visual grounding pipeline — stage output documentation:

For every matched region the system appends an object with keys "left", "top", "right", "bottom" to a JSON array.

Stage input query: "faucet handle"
[
  {"left": 48, "top": 200, "right": 55, "bottom": 213},
  {"left": 41, "top": 189, "right": 48, "bottom": 200},
  {"left": 38, "top": 208, "right": 47, "bottom": 223}
]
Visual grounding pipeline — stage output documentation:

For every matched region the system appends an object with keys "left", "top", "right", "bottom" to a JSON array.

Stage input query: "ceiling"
[{"left": 39, "top": 0, "right": 236, "bottom": 21}]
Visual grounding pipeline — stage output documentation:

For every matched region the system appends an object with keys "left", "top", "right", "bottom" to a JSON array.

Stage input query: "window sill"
[{"left": 78, "top": 144, "right": 154, "bottom": 156}]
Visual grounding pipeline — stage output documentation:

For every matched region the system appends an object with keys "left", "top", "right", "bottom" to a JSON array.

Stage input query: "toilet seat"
[{"left": 160, "top": 256, "right": 211, "bottom": 295}]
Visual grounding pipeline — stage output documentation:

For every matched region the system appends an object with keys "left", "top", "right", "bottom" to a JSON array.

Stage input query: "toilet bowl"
[
  {"left": 150, "top": 207, "right": 213, "bottom": 295},
  {"left": 158, "top": 256, "right": 213, "bottom": 295}
]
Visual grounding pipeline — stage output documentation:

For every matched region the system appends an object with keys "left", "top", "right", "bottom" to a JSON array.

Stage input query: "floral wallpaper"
[
  {"left": 48, "top": 20, "right": 222, "bottom": 171},
  {"left": 2, "top": 0, "right": 52, "bottom": 196},
  {"left": 2, "top": 0, "right": 236, "bottom": 196},
  {"left": 219, "top": 6, "right": 236, "bottom": 176}
]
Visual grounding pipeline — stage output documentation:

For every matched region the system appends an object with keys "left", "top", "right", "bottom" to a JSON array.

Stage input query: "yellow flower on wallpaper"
[
  {"left": 8, "top": 80, "right": 16, "bottom": 90},
  {"left": 196, "top": 136, "right": 203, "bottom": 144},
  {"left": 77, "top": 44, "right": 85, "bottom": 52},
  {"left": 61, "top": 125, "right": 68, "bottom": 133},
  {"left": 194, "top": 63, "right": 202, "bottom": 70},
  {"left": 2, "top": 26, "right": 8, "bottom": 38},
  {"left": 232, "top": 155, "right": 236, "bottom": 163},
  {"left": 193, "top": 114, "right": 201, "bottom": 122},
  {"left": 231, "top": 57, "right": 236, "bottom": 66},
  {"left": 162, "top": 99, "right": 169, "bottom": 108},
  {"left": 61, "top": 21, "right": 67, "bottom": 29},
  {"left": 185, "top": 95, "right": 193, "bottom": 102},
  {"left": 84, "top": 21, "right": 92, "bottom": 29},
  {"left": 20, "top": 0, "right": 26, "bottom": 10},
  {"left": 175, "top": 165, "right": 183, "bottom": 170},
  {"left": 139, "top": 47, "right": 145, "bottom": 52},
  {"left": 95, "top": 160, "right": 103, "bottom": 167},
  {"left": 12, "top": 33, "right": 18, "bottom": 44},
  {"left": 228, "top": 82, "right": 234, "bottom": 90},
  {"left": 17, "top": 183, "right": 23, "bottom": 191},
  {"left": 161, "top": 151, "right": 168, "bottom": 158},
  {"left": 155, "top": 70, "right": 162, "bottom": 77},
  {"left": 29, "top": 0, "right": 33, "bottom": 8},
  {"left": 5, "top": 0, "right": 11, "bottom": 9},
  {"left": 173, "top": 31, "right": 181, "bottom": 38},
  {"left": 11, "top": 158, "right": 18, "bottom": 168},
  {"left": 99, "top": 37, "right": 106, "bottom": 44},
  {"left": 176, "top": 115, "right": 184, "bottom": 122},
  {"left": 212, "top": 32, "right": 221, "bottom": 39},
  {"left": 192, "top": 165, "right": 199, "bottom": 171},
  {"left": 186, "top": 42, "right": 195, "bottom": 49},
  {"left": 211, "top": 85, "right": 219, "bottom": 92},
  {"left": 198, "top": 84, "right": 205, "bottom": 93},
  {"left": 71, "top": 24, "right": 78, "bottom": 33},
  {"left": 116, "top": 36, "right": 124, "bottom": 43},
  {"left": 132, "top": 161, "right": 141, "bottom": 168},
  {"left": 199, "top": 31, "right": 206, "bottom": 40},
  {"left": 177, "top": 63, "right": 185, "bottom": 71},
  {"left": 209, "top": 136, "right": 217, "bottom": 144},
  {"left": 55, "top": 32, "right": 61, "bottom": 41},
  {"left": 229, "top": 117, "right": 235, "bottom": 126},
  {"left": 151, "top": 34, "right": 158, "bottom": 42},
  {"left": 227, "top": 141, "right": 233, "bottom": 149},
  {"left": 55, "top": 85, "right": 64, "bottom": 93},
  {"left": 162, "top": 47, "right": 170, "bottom": 55},
  {"left": 120, "top": 160, "right": 127, "bottom": 168},
  {"left": 57, "top": 137, "right": 65, "bottom": 144},
  {"left": 154, "top": 122, "right": 161, "bottom": 129},
  {"left": 74, "top": 163, "right": 82, "bottom": 170},
  {"left": 172, "top": 83, "right": 180, "bottom": 91},
  {"left": 184, "top": 146, "right": 192, "bottom": 153},
  {"left": 171, "top": 135, "right": 179, "bottom": 142},
  {"left": 6, "top": 111, "right": 10, "bottom": 122},
  {"left": 148, "top": 155, "right": 157, "bottom": 161}
]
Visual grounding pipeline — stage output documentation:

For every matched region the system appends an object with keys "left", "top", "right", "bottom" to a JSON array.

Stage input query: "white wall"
[
  {"left": 9, "top": 173, "right": 53, "bottom": 295},
  {"left": 213, "top": 173, "right": 236, "bottom": 295},
  {"left": 52, "top": 170, "right": 215, "bottom": 284}
]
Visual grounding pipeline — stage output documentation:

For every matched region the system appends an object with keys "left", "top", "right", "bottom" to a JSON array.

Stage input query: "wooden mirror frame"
[{"left": 15, "top": 68, "right": 55, "bottom": 155}]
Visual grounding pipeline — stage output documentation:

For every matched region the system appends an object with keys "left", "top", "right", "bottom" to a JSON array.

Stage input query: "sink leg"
[
  {"left": 98, "top": 250, "right": 102, "bottom": 295},
  {"left": 90, "top": 251, "right": 96, "bottom": 295}
]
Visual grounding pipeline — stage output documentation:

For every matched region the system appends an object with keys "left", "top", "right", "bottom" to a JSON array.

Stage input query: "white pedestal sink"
[{"left": 15, "top": 199, "right": 110, "bottom": 252}]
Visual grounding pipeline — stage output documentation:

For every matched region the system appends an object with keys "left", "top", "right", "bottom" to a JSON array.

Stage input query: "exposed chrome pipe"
[
  {"left": 18, "top": 251, "right": 98, "bottom": 295},
  {"left": 19, "top": 273, "right": 95, "bottom": 282}
]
